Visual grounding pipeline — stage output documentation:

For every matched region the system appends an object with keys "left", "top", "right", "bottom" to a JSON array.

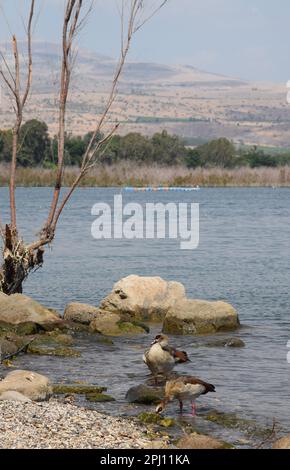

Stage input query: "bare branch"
[
  {"left": 0, "top": 0, "right": 35, "bottom": 229},
  {"left": 22, "top": 0, "right": 35, "bottom": 108},
  {"left": 45, "top": 0, "right": 83, "bottom": 228},
  {"left": 46, "top": 0, "right": 168, "bottom": 229}
]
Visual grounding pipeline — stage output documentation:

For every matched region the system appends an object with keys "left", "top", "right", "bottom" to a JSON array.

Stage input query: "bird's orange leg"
[{"left": 191, "top": 401, "right": 196, "bottom": 417}]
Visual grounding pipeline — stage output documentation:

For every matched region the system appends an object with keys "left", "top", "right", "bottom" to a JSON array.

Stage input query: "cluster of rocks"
[
  {"left": 0, "top": 274, "right": 242, "bottom": 374},
  {"left": 0, "top": 276, "right": 240, "bottom": 349},
  {"left": 64, "top": 275, "right": 240, "bottom": 336}
]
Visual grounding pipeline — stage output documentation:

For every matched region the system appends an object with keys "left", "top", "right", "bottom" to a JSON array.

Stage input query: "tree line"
[{"left": 1, "top": 119, "right": 290, "bottom": 169}]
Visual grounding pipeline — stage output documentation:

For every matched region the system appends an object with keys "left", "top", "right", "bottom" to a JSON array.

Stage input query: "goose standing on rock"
[
  {"left": 143, "top": 334, "right": 190, "bottom": 385},
  {"left": 155, "top": 376, "right": 216, "bottom": 416}
]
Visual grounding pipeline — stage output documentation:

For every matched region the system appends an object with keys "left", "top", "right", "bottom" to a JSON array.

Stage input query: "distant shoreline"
[{"left": 1, "top": 163, "right": 290, "bottom": 188}]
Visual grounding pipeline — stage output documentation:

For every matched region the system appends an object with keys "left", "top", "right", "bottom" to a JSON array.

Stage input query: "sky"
[{"left": 0, "top": 0, "right": 290, "bottom": 82}]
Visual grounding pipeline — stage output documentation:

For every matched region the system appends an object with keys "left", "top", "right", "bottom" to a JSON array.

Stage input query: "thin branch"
[
  {"left": 22, "top": 0, "right": 35, "bottom": 108},
  {"left": 0, "top": 0, "right": 35, "bottom": 230},
  {"left": 45, "top": 0, "right": 167, "bottom": 230},
  {"left": 134, "top": 0, "right": 168, "bottom": 33}
]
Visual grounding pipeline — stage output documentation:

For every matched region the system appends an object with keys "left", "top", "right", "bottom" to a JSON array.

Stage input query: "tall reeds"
[{"left": 1, "top": 163, "right": 290, "bottom": 187}]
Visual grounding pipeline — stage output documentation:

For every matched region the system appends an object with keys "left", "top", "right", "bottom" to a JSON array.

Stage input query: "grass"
[{"left": 1, "top": 163, "right": 290, "bottom": 187}]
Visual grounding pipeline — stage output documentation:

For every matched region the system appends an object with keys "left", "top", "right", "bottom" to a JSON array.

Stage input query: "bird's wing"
[
  {"left": 177, "top": 376, "right": 215, "bottom": 393},
  {"left": 161, "top": 345, "right": 176, "bottom": 357},
  {"left": 143, "top": 349, "right": 150, "bottom": 364}
]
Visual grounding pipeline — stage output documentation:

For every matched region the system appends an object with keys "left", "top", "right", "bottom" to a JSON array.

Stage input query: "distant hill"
[{"left": 0, "top": 41, "right": 288, "bottom": 147}]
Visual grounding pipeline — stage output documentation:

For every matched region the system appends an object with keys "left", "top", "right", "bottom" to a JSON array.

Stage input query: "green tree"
[
  {"left": 194, "top": 138, "right": 236, "bottom": 168},
  {"left": 18, "top": 119, "right": 50, "bottom": 167},
  {"left": 0, "top": 129, "right": 13, "bottom": 163},
  {"left": 151, "top": 130, "right": 187, "bottom": 165}
]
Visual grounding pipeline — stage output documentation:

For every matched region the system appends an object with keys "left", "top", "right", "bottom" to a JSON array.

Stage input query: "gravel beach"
[{"left": 0, "top": 400, "right": 152, "bottom": 449}]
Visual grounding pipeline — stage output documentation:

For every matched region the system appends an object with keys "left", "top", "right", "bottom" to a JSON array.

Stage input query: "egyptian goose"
[
  {"left": 155, "top": 376, "right": 216, "bottom": 416},
  {"left": 143, "top": 334, "right": 190, "bottom": 384}
]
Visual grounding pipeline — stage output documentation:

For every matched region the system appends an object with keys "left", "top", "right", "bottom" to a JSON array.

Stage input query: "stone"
[
  {"left": 163, "top": 299, "right": 239, "bottom": 335},
  {"left": 0, "top": 370, "right": 52, "bottom": 401},
  {"left": 85, "top": 392, "right": 115, "bottom": 402},
  {"left": 0, "top": 390, "right": 32, "bottom": 402},
  {"left": 204, "top": 337, "right": 245, "bottom": 348},
  {"left": 26, "top": 333, "right": 79, "bottom": 357},
  {"left": 176, "top": 432, "right": 231, "bottom": 449},
  {"left": 0, "top": 293, "right": 61, "bottom": 326},
  {"left": 53, "top": 383, "right": 107, "bottom": 394},
  {"left": 89, "top": 311, "right": 147, "bottom": 336},
  {"left": 63, "top": 302, "right": 100, "bottom": 325},
  {"left": 0, "top": 337, "right": 18, "bottom": 358},
  {"left": 126, "top": 384, "right": 164, "bottom": 405},
  {"left": 99, "top": 275, "right": 186, "bottom": 322},
  {"left": 273, "top": 436, "right": 290, "bottom": 449}
]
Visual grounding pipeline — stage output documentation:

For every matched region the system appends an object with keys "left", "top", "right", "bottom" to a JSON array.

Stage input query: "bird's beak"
[{"left": 151, "top": 339, "right": 158, "bottom": 345}]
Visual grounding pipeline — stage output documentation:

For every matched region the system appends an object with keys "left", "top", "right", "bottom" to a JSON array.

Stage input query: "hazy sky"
[{"left": 0, "top": 0, "right": 290, "bottom": 82}]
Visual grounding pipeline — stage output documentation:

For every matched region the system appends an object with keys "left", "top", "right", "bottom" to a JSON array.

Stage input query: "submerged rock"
[
  {"left": 53, "top": 383, "right": 107, "bottom": 395},
  {"left": 85, "top": 392, "right": 115, "bottom": 402},
  {"left": 27, "top": 334, "right": 80, "bottom": 357},
  {"left": 0, "top": 370, "right": 52, "bottom": 401},
  {"left": 163, "top": 299, "right": 239, "bottom": 335},
  {"left": 138, "top": 412, "right": 175, "bottom": 428},
  {"left": 126, "top": 384, "right": 164, "bottom": 405},
  {"left": 99, "top": 275, "right": 186, "bottom": 322},
  {"left": 176, "top": 432, "right": 232, "bottom": 449},
  {"left": 0, "top": 293, "right": 61, "bottom": 326},
  {"left": 203, "top": 337, "right": 245, "bottom": 348}
]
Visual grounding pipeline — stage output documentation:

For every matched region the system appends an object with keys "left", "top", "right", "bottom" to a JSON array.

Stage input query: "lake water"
[{"left": 0, "top": 187, "right": 290, "bottom": 445}]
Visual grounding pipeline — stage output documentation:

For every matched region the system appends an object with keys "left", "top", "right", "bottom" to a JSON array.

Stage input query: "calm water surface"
[{"left": 0, "top": 187, "right": 289, "bottom": 443}]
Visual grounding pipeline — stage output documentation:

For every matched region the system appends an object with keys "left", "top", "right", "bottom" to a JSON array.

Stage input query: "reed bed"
[{"left": 1, "top": 163, "right": 290, "bottom": 187}]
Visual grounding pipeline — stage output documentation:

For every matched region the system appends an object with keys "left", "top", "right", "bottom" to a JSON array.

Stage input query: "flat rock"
[{"left": 163, "top": 299, "right": 239, "bottom": 335}]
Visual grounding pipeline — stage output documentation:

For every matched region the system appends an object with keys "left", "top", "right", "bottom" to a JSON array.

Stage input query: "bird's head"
[
  {"left": 155, "top": 399, "right": 167, "bottom": 414},
  {"left": 151, "top": 334, "right": 169, "bottom": 347}
]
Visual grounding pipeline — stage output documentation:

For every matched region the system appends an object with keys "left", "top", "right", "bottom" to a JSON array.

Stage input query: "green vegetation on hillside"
[{"left": 1, "top": 119, "right": 290, "bottom": 169}]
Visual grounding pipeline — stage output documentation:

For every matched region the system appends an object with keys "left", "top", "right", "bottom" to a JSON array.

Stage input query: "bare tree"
[{"left": 0, "top": 0, "right": 168, "bottom": 295}]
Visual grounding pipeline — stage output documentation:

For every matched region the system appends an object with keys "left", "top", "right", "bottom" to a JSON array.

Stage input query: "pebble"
[{"left": 0, "top": 399, "right": 152, "bottom": 449}]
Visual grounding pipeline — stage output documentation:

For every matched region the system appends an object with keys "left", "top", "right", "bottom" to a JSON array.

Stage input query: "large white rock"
[
  {"left": 0, "top": 370, "right": 52, "bottom": 401},
  {"left": 100, "top": 275, "right": 186, "bottom": 322},
  {"left": 163, "top": 299, "right": 239, "bottom": 335},
  {"left": 0, "top": 293, "right": 60, "bottom": 325}
]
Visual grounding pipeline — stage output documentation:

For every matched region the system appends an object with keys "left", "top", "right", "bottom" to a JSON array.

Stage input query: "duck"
[
  {"left": 143, "top": 334, "right": 190, "bottom": 384},
  {"left": 155, "top": 375, "right": 216, "bottom": 416}
]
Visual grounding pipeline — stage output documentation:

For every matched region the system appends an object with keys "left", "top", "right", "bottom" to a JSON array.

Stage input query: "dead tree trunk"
[{"left": 0, "top": 0, "right": 168, "bottom": 295}]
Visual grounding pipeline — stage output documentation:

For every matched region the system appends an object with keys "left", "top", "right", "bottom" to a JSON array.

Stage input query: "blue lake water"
[{"left": 0, "top": 187, "right": 290, "bottom": 444}]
